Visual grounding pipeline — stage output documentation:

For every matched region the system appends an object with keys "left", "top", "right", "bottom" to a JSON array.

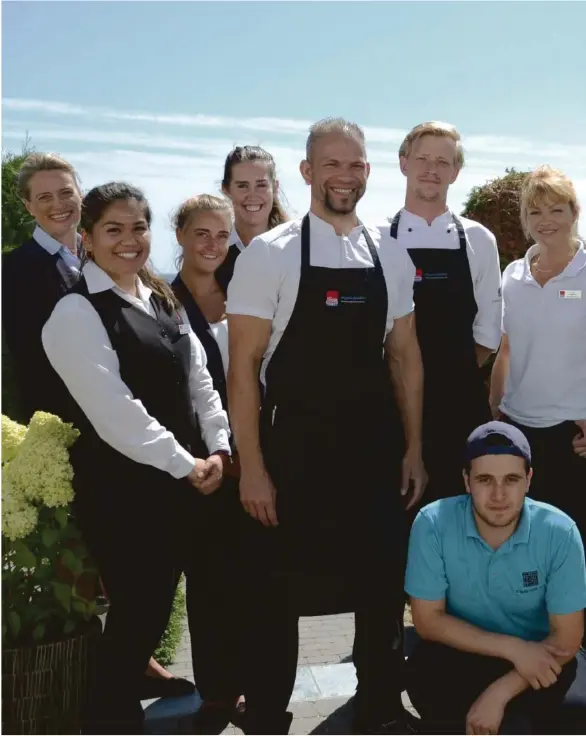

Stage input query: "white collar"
[
  {"left": 34, "top": 225, "right": 81, "bottom": 257},
  {"left": 521, "top": 240, "right": 586, "bottom": 281},
  {"left": 308, "top": 210, "right": 364, "bottom": 238},
  {"left": 398, "top": 208, "right": 453, "bottom": 229},
  {"left": 82, "top": 260, "right": 152, "bottom": 301},
  {"left": 230, "top": 227, "right": 246, "bottom": 253}
]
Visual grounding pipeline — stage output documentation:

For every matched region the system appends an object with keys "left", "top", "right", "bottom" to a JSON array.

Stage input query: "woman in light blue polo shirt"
[{"left": 490, "top": 166, "right": 586, "bottom": 539}]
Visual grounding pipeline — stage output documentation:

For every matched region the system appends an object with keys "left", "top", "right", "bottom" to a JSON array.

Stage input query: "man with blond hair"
[{"left": 386, "top": 121, "right": 502, "bottom": 504}]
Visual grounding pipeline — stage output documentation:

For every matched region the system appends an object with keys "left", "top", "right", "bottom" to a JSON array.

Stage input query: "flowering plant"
[{"left": 2, "top": 411, "right": 100, "bottom": 648}]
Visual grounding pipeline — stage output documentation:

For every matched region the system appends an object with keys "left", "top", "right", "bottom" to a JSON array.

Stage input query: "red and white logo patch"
[
  {"left": 414, "top": 269, "right": 423, "bottom": 283},
  {"left": 325, "top": 290, "right": 339, "bottom": 306}
]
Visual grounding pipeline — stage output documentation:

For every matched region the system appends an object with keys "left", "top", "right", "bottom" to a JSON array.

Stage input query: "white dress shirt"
[
  {"left": 34, "top": 225, "right": 82, "bottom": 272},
  {"left": 226, "top": 211, "right": 415, "bottom": 382},
  {"left": 500, "top": 241, "right": 586, "bottom": 428},
  {"left": 386, "top": 209, "right": 502, "bottom": 351},
  {"left": 229, "top": 227, "right": 246, "bottom": 253},
  {"left": 42, "top": 261, "right": 231, "bottom": 479}
]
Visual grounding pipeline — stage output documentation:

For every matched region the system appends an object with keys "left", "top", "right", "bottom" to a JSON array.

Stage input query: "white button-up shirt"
[
  {"left": 229, "top": 227, "right": 246, "bottom": 253},
  {"left": 34, "top": 225, "right": 82, "bottom": 273},
  {"left": 42, "top": 261, "right": 231, "bottom": 478},
  {"left": 386, "top": 209, "right": 503, "bottom": 351},
  {"left": 500, "top": 241, "right": 586, "bottom": 428},
  {"left": 226, "top": 211, "right": 415, "bottom": 382}
]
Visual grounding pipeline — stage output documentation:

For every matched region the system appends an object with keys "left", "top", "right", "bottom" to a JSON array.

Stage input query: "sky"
[{"left": 2, "top": 1, "right": 586, "bottom": 272}]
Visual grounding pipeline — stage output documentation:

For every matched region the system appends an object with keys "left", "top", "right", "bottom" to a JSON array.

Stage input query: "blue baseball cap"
[{"left": 466, "top": 421, "right": 532, "bottom": 465}]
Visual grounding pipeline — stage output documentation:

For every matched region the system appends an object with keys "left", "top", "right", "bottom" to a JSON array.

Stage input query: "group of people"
[{"left": 2, "top": 117, "right": 585, "bottom": 736}]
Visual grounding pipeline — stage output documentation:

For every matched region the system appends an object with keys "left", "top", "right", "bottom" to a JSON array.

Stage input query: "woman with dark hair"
[
  {"left": 42, "top": 182, "right": 231, "bottom": 734},
  {"left": 214, "top": 145, "right": 288, "bottom": 291}
]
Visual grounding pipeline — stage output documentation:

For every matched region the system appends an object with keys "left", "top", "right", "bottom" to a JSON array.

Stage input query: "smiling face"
[
  {"left": 82, "top": 198, "right": 151, "bottom": 281},
  {"left": 465, "top": 454, "right": 531, "bottom": 530},
  {"left": 223, "top": 160, "right": 277, "bottom": 231},
  {"left": 300, "top": 132, "right": 369, "bottom": 216},
  {"left": 24, "top": 169, "right": 81, "bottom": 241},
  {"left": 524, "top": 197, "right": 578, "bottom": 248},
  {"left": 177, "top": 209, "right": 232, "bottom": 275},
  {"left": 400, "top": 134, "right": 460, "bottom": 204}
]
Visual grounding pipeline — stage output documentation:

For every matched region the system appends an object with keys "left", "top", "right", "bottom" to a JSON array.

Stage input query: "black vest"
[
  {"left": 213, "top": 243, "right": 241, "bottom": 293},
  {"left": 55, "top": 278, "right": 206, "bottom": 506}
]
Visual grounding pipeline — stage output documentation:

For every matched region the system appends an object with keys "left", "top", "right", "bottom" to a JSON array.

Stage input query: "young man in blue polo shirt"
[{"left": 405, "top": 421, "right": 586, "bottom": 734}]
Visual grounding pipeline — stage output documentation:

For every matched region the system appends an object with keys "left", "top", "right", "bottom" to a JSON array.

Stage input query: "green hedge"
[{"left": 153, "top": 578, "right": 187, "bottom": 666}]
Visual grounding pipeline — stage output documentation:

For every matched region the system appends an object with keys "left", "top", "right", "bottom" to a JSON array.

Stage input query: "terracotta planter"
[{"left": 1, "top": 617, "right": 101, "bottom": 735}]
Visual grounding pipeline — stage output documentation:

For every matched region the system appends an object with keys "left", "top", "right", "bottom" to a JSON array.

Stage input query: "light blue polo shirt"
[{"left": 405, "top": 496, "right": 586, "bottom": 642}]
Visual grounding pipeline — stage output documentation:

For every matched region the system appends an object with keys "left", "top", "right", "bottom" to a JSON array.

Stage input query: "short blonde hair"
[
  {"left": 520, "top": 165, "right": 580, "bottom": 238},
  {"left": 17, "top": 152, "right": 80, "bottom": 200},
  {"left": 399, "top": 121, "right": 465, "bottom": 168}
]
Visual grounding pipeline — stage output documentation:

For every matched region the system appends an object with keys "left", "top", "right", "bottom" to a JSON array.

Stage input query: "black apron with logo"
[
  {"left": 390, "top": 211, "right": 491, "bottom": 501},
  {"left": 259, "top": 215, "right": 405, "bottom": 616}
]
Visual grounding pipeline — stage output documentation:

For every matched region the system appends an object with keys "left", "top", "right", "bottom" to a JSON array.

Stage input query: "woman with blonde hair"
[
  {"left": 490, "top": 165, "right": 586, "bottom": 537},
  {"left": 171, "top": 194, "right": 246, "bottom": 732}
]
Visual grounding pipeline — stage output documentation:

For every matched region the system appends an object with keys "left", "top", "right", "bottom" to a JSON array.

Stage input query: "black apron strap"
[{"left": 390, "top": 212, "right": 401, "bottom": 241}]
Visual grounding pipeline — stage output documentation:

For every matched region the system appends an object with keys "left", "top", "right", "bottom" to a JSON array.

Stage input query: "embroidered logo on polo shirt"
[
  {"left": 325, "top": 290, "right": 339, "bottom": 307},
  {"left": 559, "top": 290, "right": 582, "bottom": 299},
  {"left": 414, "top": 269, "right": 423, "bottom": 283},
  {"left": 522, "top": 570, "right": 539, "bottom": 588}
]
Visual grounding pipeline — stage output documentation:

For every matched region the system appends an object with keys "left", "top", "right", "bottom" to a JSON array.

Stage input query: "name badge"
[
  {"left": 559, "top": 290, "right": 582, "bottom": 299},
  {"left": 178, "top": 323, "right": 191, "bottom": 334}
]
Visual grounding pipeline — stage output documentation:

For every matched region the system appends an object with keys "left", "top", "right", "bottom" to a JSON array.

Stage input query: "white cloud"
[{"left": 3, "top": 97, "right": 586, "bottom": 272}]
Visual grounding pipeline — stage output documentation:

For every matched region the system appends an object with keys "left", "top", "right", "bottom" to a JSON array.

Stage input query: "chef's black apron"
[
  {"left": 242, "top": 215, "right": 407, "bottom": 733},
  {"left": 390, "top": 211, "right": 491, "bottom": 503},
  {"left": 53, "top": 279, "right": 208, "bottom": 734}
]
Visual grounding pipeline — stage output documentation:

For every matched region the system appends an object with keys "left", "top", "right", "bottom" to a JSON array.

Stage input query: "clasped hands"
[
  {"left": 187, "top": 454, "right": 227, "bottom": 495},
  {"left": 466, "top": 638, "right": 570, "bottom": 735}
]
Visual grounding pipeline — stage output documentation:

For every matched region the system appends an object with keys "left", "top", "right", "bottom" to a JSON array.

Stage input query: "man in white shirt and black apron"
[
  {"left": 227, "top": 118, "right": 425, "bottom": 734},
  {"left": 387, "top": 122, "right": 502, "bottom": 505}
]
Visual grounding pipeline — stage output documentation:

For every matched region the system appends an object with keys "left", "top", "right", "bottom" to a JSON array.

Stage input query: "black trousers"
[
  {"left": 185, "top": 477, "right": 246, "bottom": 704},
  {"left": 240, "top": 533, "right": 407, "bottom": 734},
  {"left": 505, "top": 418, "right": 586, "bottom": 541},
  {"left": 241, "top": 407, "right": 408, "bottom": 734},
  {"left": 406, "top": 641, "right": 577, "bottom": 734},
  {"left": 76, "top": 488, "right": 189, "bottom": 735},
  {"left": 78, "top": 475, "right": 247, "bottom": 733}
]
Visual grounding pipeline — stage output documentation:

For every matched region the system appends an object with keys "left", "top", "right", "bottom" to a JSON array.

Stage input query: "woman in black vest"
[
  {"left": 42, "top": 182, "right": 231, "bottom": 735},
  {"left": 171, "top": 194, "right": 245, "bottom": 731},
  {"left": 214, "top": 145, "right": 288, "bottom": 292}
]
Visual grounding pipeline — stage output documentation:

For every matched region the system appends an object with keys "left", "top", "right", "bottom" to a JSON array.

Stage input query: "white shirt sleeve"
[
  {"left": 470, "top": 228, "right": 503, "bottom": 351},
  {"left": 226, "top": 236, "right": 279, "bottom": 320},
  {"left": 187, "top": 330, "right": 231, "bottom": 454},
  {"left": 42, "top": 294, "right": 197, "bottom": 479}
]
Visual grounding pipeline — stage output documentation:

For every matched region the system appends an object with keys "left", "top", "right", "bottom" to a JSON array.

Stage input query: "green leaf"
[
  {"left": 61, "top": 549, "right": 83, "bottom": 577},
  {"left": 32, "top": 623, "right": 46, "bottom": 642},
  {"left": 41, "top": 527, "right": 60, "bottom": 548},
  {"left": 7, "top": 611, "right": 20, "bottom": 638},
  {"left": 63, "top": 619, "right": 76, "bottom": 636},
  {"left": 12, "top": 540, "right": 36, "bottom": 569},
  {"left": 71, "top": 599, "right": 88, "bottom": 614},
  {"left": 54, "top": 507, "right": 69, "bottom": 529},
  {"left": 52, "top": 581, "right": 72, "bottom": 612}
]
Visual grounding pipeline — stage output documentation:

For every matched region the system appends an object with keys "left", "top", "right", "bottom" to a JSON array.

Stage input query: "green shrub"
[
  {"left": 153, "top": 579, "right": 186, "bottom": 666},
  {"left": 461, "top": 168, "right": 532, "bottom": 270}
]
